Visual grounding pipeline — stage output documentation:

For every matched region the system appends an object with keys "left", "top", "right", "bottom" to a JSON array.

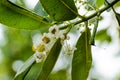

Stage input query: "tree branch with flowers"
[{"left": 0, "top": 0, "right": 120, "bottom": 80}]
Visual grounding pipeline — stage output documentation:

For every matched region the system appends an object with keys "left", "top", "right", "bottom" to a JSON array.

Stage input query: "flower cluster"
[
  {"left": 33, "top": 25, "right": 69, "bottom": 63},
  {"left": 33, "top": 25, "right": 78, "bottom": 63}
]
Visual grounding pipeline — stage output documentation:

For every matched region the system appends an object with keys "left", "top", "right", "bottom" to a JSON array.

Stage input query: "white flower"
[
  {"left": 48, "top": 25, "right": 69, "bottom": 40},
  {"left": 49, "top": 25, "right": 59, "bottom": 36},
  {"left": 36, "top": 43, "right": 45, "bottom": 52},
  {"left": 64, "top": 42, "right": 77, "bottom": 55},
  {"left": 42, "top": 33, "right": 56, "bottom": 53},
  {"left": 34, "top": 51, "right": 46, "bottom": 63},
  {"left": 32, "top": 34, "right": 43, "bottom": 52},
  {"left": 42, "top": 33, "right": 54, "bottom": 44},
  {"left": 33, "top": 24, "right": 72, "bottom": 63},
  {"left": 59, "top": 30, "right": 67, "bottom": 40}
]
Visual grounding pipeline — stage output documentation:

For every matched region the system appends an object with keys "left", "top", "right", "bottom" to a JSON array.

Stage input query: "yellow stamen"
[
  {"left": 37, "top": 44, "right": 45, "bottom": 52},
  {"left": 42, "top": 37, "right": 50, "bottom": 43},
  {"left": 32, "top": 45, "right": 36, "bottom": 52}
]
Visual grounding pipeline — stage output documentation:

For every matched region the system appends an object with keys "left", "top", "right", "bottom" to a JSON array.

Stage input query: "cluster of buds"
[{"left": 33, "top": 25, "right": 69, "bottom": 63}]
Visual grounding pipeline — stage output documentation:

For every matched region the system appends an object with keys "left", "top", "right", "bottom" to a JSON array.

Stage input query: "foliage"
[
  {"left": 72, "top": 27, "right": 92, "bottom": 80},
  {"left": 0, "top": 0, "right": 120, "bottom": 80},
  {"left": 0, "top": 0, "right": 50, "bottom": 29}
]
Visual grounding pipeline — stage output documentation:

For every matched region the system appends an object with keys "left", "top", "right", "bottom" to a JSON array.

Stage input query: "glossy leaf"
[
  {"left": 34, "top": 1, "right": 53, "bottom": 23},
  {"left": 115, "top": 13, "right": 120, "bottom": 26},
  {"left": 0, "top": 0, "right": 50, "bottom": 30},
  {"left": 34, "top": 1, "right": 48, "bottom": 17},
  {"left": 115, "top": 1, "right": 120, "bottom": 7},
  {"left": 40, "top": 0, "right": 78, "bottom": 21},
  {"left": 14, "top": 55, "right": 36, "bottom": 80},
  {"left": 48, "top": 69, "right": 68, "bottom": 80},
  {"left": 37, "top": 39, "right": 62, "bottom": 80},
  {"left": 72, "top": 29, "right": 92, "bottom": 80},
  {"left": 96, "top": 0, "right": 104, "bottom": 7},
  {"left": 24, "top": 62, "right": 43, "bottom": 80}
]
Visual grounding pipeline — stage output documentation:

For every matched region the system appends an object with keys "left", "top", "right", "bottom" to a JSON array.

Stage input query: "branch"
[{"left": 60, "top": 0, "right": 120, "bottom": 29}]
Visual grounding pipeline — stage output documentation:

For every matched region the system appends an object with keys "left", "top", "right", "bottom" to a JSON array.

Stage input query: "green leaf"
[
  {"left": 24, "top": 62, "right": 43, "bottom": 80},
  {"left": 72, "top": 29, "right": 92, "bottom": 80},
  {"left": 0, "top": 0, "right": 51, "bottom": 30},
  {"left": 37, "top": 38, "right": 62, "bottom": 80},
  {"left": 96, "top": 0, "right": 104, "bottom": 7},
  {"left": 48, "top": 69, "right": 68, "bottom": 80},
  {"left": 118, "top": 27, "right": 120, "bottom": 39},
  {"left": 40, "top": 0, "right": 78, "bottom": 21},
  {"left": 114, "top": 1, "right": 120, "bottom": 7},
  {"left": 96, "top": 29, "right": 112, "bottom": 43},
  {"left": 34, "top": 1, "right": 48, "bottom": 17},
  {"left": 115, "top": 13, "right": 120, "bottom": 26},
  {"left": 14, "top": 55, "right": 36, "bottom": 80},
  {"left": 34, "top": 1, "right": 53, "bottom": 23}
]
